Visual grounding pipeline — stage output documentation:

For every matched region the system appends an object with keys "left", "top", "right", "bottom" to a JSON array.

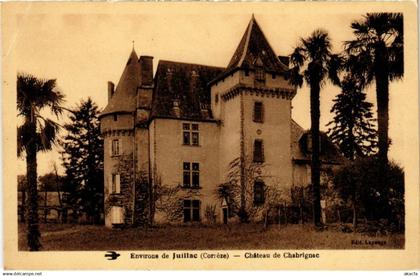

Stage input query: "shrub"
[{"left": 333, "top": 157, "right": 404, "bottom": 231}]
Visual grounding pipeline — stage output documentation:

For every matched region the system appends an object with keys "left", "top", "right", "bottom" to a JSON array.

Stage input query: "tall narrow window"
[
  {"left": 253, "top": 102, "right": 264, "bottom": 123},
  {"left": 183, "top": 199, "right": 200, "bottom": 222},
  {"left": 183, "top": 123, "right": 190, "bottom": 145},
  {"left": 253, "top": 139, "right": 264, "bottom": 163},
  {"left": 191, "top": 124, "right": 199, "bottom": 146},
  {"left": 183, "top": 162, "right": 191, "bottom": 187},
  {"left": 183, "top": 162, "right": 200, "bottom": 188},
  {"left": 111, "top": 139, "right": 121, "bottom": 156},
  {"left": 111, "top": 174, "right": 120, "bottom": 194},
  {"left": 192, "top": 163, "right": 200, "bottom": 188},
  {"left": 253, "top": 181, "right": 265, "bottom": 205},
  {"left": 182, "top": 123, "right": 199, "bottom": 146}
]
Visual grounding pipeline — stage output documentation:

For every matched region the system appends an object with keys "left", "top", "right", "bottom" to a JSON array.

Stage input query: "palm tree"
[
  {"left": 345, "top": 13, "right": 403, "bottom": 165},
  {"left": 17, "top": 73, "right": 65, "bottom": 251},
  {"left": 287, "top": 29, "right": 342, "bottom": 227}
]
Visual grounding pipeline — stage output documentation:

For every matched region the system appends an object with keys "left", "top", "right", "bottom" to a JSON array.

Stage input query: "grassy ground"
[{"left": 18, "top": 223, "right": 404, "bottom": 251}]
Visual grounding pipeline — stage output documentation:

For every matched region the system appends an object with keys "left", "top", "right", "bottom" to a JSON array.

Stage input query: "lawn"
[{"left": 18, "top": 223, "right": 404, "bottom": 251}]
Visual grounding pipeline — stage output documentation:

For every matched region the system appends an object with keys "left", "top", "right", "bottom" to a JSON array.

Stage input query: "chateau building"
[{"left": 99, "top": 16, "right": 344, "bottom": 227}]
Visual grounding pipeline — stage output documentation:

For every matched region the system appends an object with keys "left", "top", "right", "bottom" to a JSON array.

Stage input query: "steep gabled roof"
[
  {"left": 101, "top": 49, "right": 140, "bottom": 116},
  {"left": 291, "top": 119, "right": 347, "bottom": 165},
  {"left": 151, "top": 60, "right": 224, "bottom": 120},
  {"left": 228, "top": 16, "right": 288, "bottom": 74}
]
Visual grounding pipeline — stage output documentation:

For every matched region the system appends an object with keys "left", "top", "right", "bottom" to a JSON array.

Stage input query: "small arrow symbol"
[{"left": 105, "top": 251, "right": 120, "bottom": 260}]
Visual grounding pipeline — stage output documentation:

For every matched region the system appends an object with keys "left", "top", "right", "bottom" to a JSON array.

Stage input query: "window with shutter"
[
  {"left": 111, "top": 174, "right": 120, "bottom": 194},
  {"left": 111, "top": 206, "right": 123, "bottom": 224},
  {"left": 253, "top": 139, "right": 264, "bottom": 163},
  {"left": 111, "top": 139, "right": 120, "bottom": 156}
]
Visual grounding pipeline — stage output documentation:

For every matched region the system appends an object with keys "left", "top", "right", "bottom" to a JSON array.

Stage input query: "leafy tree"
[
  {"left": 287, "top": 29, "right": 342, "bottom": 227},
  {"left": 333, "top": 157, "right": 404, "bottom": 231},
  {"left": 17, "top": 73, "right": 65, "bottom": 251},
  {"left": 345, "top": 13, "right": 403, "bottom": 165},
  {"left": 38, "top": 169, "right": 67, "bottom": 222},
  {"left": 61, "top": 98, "right": 103, "bottom": 224},
  {"left": 38, "top": 172, "right": 66, "bottom": 192},
  {"left": 215, "top": 156, "right": 286, "bottom": 223},
  {"left": 327, "top": 76, "right": 377, "bottom": 160}
]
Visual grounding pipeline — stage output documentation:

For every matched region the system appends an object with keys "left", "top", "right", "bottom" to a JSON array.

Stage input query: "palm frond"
[
  {"left": 290, "top": 47, "right": 305, "bottom": 67},
  {"left": 286, "top": 66, "right": 304, "bottom": 88},
  {"left": 327, "top": 54, "right": 344, "bottom": 86},
  {"left": 37, "top": 119, "right": 60, "bottom": 152}
]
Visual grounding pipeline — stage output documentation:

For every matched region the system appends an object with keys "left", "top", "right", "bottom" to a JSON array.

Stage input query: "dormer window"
[
  {"left": 255, "top": 67, "right": 265, "bottom": 82},
  {"left": 306, "top": 133, "right": 323, "bottom": 154}
]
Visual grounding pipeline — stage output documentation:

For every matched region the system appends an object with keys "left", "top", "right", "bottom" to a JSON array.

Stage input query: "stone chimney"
[
  {"left": 172, "top": 99, "right": 181, "bottom": 118},
  {"left": 139, "top": 56, "right": 154, "bottom": 86},
  {"left": 189, "top": 70, "right": 200, "bottom": 112},
  {"left": 200, "top": 103, "right": 210, "bottom": 118},
  {"left": 107, "top": 81, "right": 115, "bottom": 100},
  {"left": 278, "top": 56, "right": 290, "bottom": 68}
]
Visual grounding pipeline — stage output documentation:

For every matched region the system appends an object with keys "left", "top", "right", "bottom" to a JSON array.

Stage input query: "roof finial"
[
  {"left": 252, "top": 13, "right": 255, "bottom": 20},
  {"left": 132, "top": 40, "right": 135, "bottom": 50}
]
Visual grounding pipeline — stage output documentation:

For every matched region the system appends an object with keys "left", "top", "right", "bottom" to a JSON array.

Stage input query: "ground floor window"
[
  {"left": 253, "top": 181, "right": 265, "bottom": 206},
  {"left": 183, "top": 199, "right": 200, "bottom": 222}
]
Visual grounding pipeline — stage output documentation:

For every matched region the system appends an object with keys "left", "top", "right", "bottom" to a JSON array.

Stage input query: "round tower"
[{"left": 99, "top": 49, "right": 140, "bottom": 227}]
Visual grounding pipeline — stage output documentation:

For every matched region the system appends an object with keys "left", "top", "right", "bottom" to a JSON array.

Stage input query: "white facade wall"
[
  {"left": 242, "top": 92, "right": 293, "bottom": 189},
  {"left": 149, "top": 118, "right": 221, "bottom": 223}
]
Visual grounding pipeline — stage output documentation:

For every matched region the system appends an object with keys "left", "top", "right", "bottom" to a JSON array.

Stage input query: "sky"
[{"left": 4, "top": 2, "right": 414, "bottom": 176}]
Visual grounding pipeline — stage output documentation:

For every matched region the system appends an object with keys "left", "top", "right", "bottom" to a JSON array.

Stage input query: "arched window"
[{"left": 253, "top": 181, "right": 265, "bottom": 205}]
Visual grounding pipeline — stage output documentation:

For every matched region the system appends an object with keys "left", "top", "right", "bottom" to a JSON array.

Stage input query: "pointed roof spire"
[
  {"left": 101, "top": 48, "right": 141, "bottom": 116},
  {"left": 225, "top": 15, "right": 288, "bottom": 74}
]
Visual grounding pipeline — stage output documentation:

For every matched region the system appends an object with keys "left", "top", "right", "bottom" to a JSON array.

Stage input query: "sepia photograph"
[{"left": 2, "top": 2, "right": 419, "bottom": 270}]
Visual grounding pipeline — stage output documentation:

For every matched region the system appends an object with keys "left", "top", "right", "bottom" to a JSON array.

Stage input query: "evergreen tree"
[
  {"left": 327, "top": 76, "right": 377, "bottom": 161},
  {"left": 61, "top": 98, "right": 104, "bottom": 224},
  {"left": 327, "top": 76, "right": 377, "bottom": 230}
]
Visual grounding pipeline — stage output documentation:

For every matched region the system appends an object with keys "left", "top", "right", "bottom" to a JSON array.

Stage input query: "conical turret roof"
[
  {"left": 226, "top": 16, "right": 288, "bottom": 74},
  {"left": 101, "top": 49, "right": 140, "bottom": 116}
]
